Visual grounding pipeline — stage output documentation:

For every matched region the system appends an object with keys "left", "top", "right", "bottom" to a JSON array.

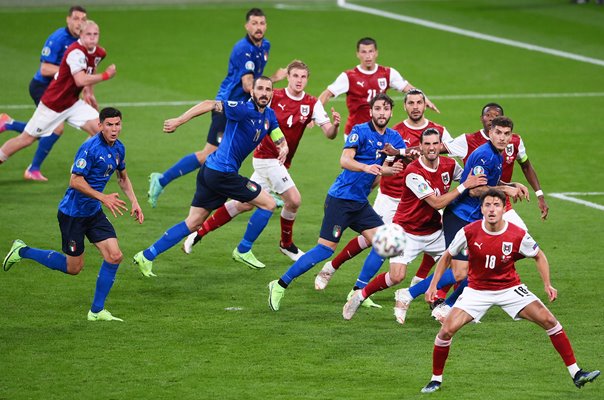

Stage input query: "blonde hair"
[{"left": 287, "top": 60, "right": 310, "bottom": 76}]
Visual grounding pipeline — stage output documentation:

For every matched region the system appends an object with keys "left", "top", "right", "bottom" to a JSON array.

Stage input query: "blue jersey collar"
[{"left": 245, "top": 35, "right": 263, "bottom": 48}]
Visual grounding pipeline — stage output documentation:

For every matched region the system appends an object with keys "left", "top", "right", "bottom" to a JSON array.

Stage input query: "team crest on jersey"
[
  {"left": 300, "top": 105, "right": 310, "bottom": 117},
  {"left": 332, "top": 225, "right": 342, "bottom": 239},
  {"left": 264, "top": 119, "right": 269, "bottom": 130},
  {"left": 264, "top": 51, "right": 268, "bottom": 61},
  {"left": 472, "top": 165, "right": 485, "bottom": 175},
  {"left": 377, "top": 78, "right": 387, "bottom": 90},
  {"left": 348, "top": 133, "right": 359, "bottom": 143},
  {"left": 75, "top": 158, "right": 87, "bottom": 169},
  {"left": 502, "top": 242, "right": 513, "bottom": 256},
  {"left": 441, "top": 172, "right": 450, "bottom": 185},
  {"left": 94, "top": 57, "right": 102, "bottom": 66},
  {"left": 246, "top": 182, "right": 258, "bottom": 192},
  {"left": 245, "top": 61, "right": 255, "bottom": 71},
  {"left": 42, "top": 46, "right": 51, "bottom": 56},
  {"left": 505, "top": 144, "right": 514, "bottom": 156}
]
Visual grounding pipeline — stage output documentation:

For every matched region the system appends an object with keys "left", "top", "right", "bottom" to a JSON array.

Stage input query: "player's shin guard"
[
  {"left": 198, "top": 201, "right": 238, "bottom": 236},
  {"left": 21, "top": 247, "right": 67, "bottom": 273},
  {"left": 354, "top": 248, "right": 385, "bottom": 289},
  {"left": 90, "top": 261, "right": 119, "bottom": 313},
  {"left": 144, "top": 221, "right": 191, "bottom": 261},
  {"left": 281, "top": 244, "right": 334, "bottom": 286},
  {"left": 361, "top": 272, "right": 392, "bottom": 298},
  {"left": 331, "top": 235, "right": 369, "bottom": 270},
  {"left": 159, "top": 153, "right": 201, "bottom": 187},
  {"left": 280, "top": 208, "right": 297, "bottom": 247},
  {"left": 237, "top": 208, "right": 273, "bottom": 253},
  {"left": 433, "top": 335, "right": 452, "bottom": 376},
  {"left": 30, "top": 133, "right": 60, "bottom": 171}
]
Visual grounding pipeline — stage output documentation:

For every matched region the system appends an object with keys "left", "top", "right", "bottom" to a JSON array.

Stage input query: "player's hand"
[
  {"left": 104, "top": 64, "right": 117, "bottom": 80},
  {"left": 425, "top": 285, "right": 438, "bottom": 303},
  {"left": 131, "top": 202, "right": 144, "bottom": 224},
  {"left": 163, "top": 118, "right": 181, "bottom": 133},
  {"left": 379, "top": 143, "right": 400, "bottom": 156},
  {"left": 516, "top": 182, "right": 530, "bottom": 201},
  {"left": 544, "top": 285, "right": 557, "bottom": 302},
  {"left": 82, "top": 87, "right": 98, "bottom": 110},
  {"left": 538, "top": 196, "right": 549, "bottom": 220},
  {"left": 364, "top": 164, "right": 383, "bottom": 175},
  {"left": 272, "top": 67, "right": 288, "bottom": 82},
  {"left": 463, "top": 173, "right": 487, "bottom": 189},
  {"left": 425, "top": 97, "right": 440, "bottom": 114},
  {"left": 386, "top": 160, "right": 405, "bottom": 176},
  {"left": 102, "top": 192, "right": 128, "bottom": 218},
  {"left": 331, "top": 107, "right": 341, "bottom": 126},
  {"left": 277, "top": 142, "right": 289, "bottom": 165},
  {"left": 404, "top": 146, "right": 421, "bottom": 160}
]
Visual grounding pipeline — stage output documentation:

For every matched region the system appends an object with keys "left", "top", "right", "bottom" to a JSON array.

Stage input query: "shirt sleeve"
[
  {"left": 312, "top": 100, "right": 330, "bottom": 126},
  {"left": 117, "top": 147, "right": 126, "bottom": 171},
  {"left": 519, "top": 231, "right": 539, "bottom": 258},
  {"left": 447, "top": 228, "right": 468, "bottom": 257},
  {"left": 443, "top": 134, "right": 468, "bottom": 159},
  {"left": 344, "top": 125, "right": 362, "bottom": 149},
  {"left": 71, "top": 146, "right": 94, "bottom": 177},
  {"left": 388, "top": 68, "right": 408, "bottom": 91},
  {"left": 40, "top": 35, "right": 65, "bottom": 65},
  {"left": 441, "top": 127, "right": 453, "bottom": 144},
  {"left": 66, "top": 49, "right": 87, "bottom": 75},
  {"left": 406, "top": 172, "right": 434, "bottom": 200},
  {"left": 327, "top": 72, "right": 349, "bottom": 97},
  {"left": 452, "top": 160, "right": 464, "bottom": 181},
  {"left": 517, "top": 136, "right": 528, "bottom": 163},
  {"left": 232, "top": 47, "right": 255, "bottom": 78},
  {"left": 223, "top": 101, "right": 248, "bottom": 122}
]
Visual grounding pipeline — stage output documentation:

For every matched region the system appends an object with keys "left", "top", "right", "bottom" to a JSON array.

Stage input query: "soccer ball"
[{"left": 371, "top": 224, "right": 406, "bottom": 258}]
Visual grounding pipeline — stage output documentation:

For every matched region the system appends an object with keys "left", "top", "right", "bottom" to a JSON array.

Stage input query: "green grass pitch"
[{"left": 0, "top": 1, "right": 602, "bottom": 399}]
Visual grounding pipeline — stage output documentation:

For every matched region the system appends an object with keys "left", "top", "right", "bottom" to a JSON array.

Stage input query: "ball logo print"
[{"left": 371, "top": 224, "right": 406, "bottom": 258}]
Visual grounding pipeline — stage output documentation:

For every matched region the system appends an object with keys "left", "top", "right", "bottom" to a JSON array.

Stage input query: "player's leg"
[
  {"left": 89, "top": 234, "right": 124, "bottom": 321},
  {"left": 0, "top": 113, "right": 27, "bottom": 134},
  {"left": 0, "top": 131, "right": 37, "bottom": 163},
  {"left": 314, "top": 235, "right": 368, "bottom": 290},
  {"left": 272, "top": 168, "right": 304, "bottom": 260},
  {"left": 25, "top": 122, "right": 66, "bottom": 181},
  {"left": 516, "top": 295, "right": 600, "bottom": 387},
  {"left": 412, "top": 254, "right": 436, "bottom": 285}
]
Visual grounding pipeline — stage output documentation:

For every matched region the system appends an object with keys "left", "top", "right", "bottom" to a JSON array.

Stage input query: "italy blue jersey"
[
  {"left": 449, "top": 141, "right": 503, "bottom": 222},
  {"left": 215, "top": 36, "right": 270, "bottom": 102},
  {"left": 205, "top": 101, "right": 279, "bottom": 173},
  {"left": 328, "top": 122, "right": 406, "bottom": 203},
  {"left": 33, "top": 27, "right": 79, "bottom": 85},
  {"left": 58, "top": 134, "right": 126, "bottom": 217}
]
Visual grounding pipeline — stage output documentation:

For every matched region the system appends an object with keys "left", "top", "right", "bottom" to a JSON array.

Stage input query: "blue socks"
[
  {"left": 237, "top": 208, "right": 274, "bottom": 253},
  {"left": 159, "top": 153, "right": 201, "bottom": 187},
  {"left": 6, "top": 120, "right": 26, "bottom": 133},
  {"left": 90, "top": 261, "right": 119, "bottom": 313},
  {"left": 445, "top": 278, "right": 467, "bottom": 307},
  {"left": 30, "top": 133, "right": 61, "bottom": 171},
  {"left": 20, "top": 246, "right": 67, "bottom": 273},
  {"left": 281, "top": 244, "right": 334, "bottom": 286},
  {"left": 409, "top": 269, "right": 457, "bottom": 299},
  {"left": 355, "top": 248, "right": 385, "bottom": 289},
  {"left": 143, "top": 221, "right": 191, "bottom": 261}
]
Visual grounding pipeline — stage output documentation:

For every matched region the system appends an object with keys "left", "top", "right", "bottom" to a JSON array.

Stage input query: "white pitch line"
[
  {"left": 337, "top": 0, "right": 604, "bottom": 68},
  {"left": 2, "top": 92, "right": 604, "bottom": 110},
  {"left": 549, "top": 192, "right": 604, "bottom": 211}
]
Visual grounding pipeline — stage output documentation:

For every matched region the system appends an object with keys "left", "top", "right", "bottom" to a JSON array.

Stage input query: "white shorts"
[
  {"left": 503, "top": 209, "right": 528, "bottom": 231},
  {"left": 251, "top": 157, "right": 296, "bottom": 194},
  {"left": 454, "top": 284, "right": 543, "bottom": 322},
  {"left": 25, "top": 100, "right": 99, "bottom": 138},
  {"left": 390, "top": 229, "right": 444, "bottom": 265},
  {"left": 372, "top": 190, "right": 400, "bottom": 224}
]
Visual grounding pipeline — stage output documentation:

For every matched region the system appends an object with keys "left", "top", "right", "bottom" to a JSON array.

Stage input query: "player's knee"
[
  {"left": 106, "top": 251, "right": 123, "bottom": 265},
  {"left": 389, "top": 270, "right": 406, "bottom": 284},
  {"left": 238, "top": 202, "right": 254, "bottom": 212},
  {"left": 66, "top": 260, "right": 84, "bottom": 275},
  {"left": 540, "top": 312, "right": 558, "bottom": 330},
  {"left": 438, "top": 326, "right": 455, "bottom": 340}
]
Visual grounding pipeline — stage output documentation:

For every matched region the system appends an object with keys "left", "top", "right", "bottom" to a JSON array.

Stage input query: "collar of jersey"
[
  {"left": 355, "top": 64, "right": 379, "bottom": 75},
  {"left": 245, "top": 35, "right": 264, "bottom": 48},
  {"left": 419, "top": 156, "right": 439, "bottom": 173},
  {"left": 285, "top": 87, "right": 305, "bottom": 101},
  {"left": 481, "top": 219, "right": 508, "bottom": 235},
  {"left": 403, "top": 118, "right": 429, "bottom": 130}
]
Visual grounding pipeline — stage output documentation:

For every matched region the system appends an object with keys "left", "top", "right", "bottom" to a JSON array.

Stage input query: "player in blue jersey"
[
  {"left": 0, "top": 6, "right": 90, "bottom": 182},
  {"left": 267, "top": 93, "right": 411, "bottom": 311},
  {"left": 133, "top": 76, "right": 289, "bottom": 275},
  {"left": 2, "top": 108, "right": 144, "bottom": 321},
  {"left": 393, "top": 116, "right": 531, "bottom": 324},
  {"left": 147, "top": 8, "right": 287, "bottom": 208}
]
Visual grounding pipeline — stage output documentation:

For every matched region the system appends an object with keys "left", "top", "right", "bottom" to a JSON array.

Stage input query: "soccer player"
[
  {"left": 0, "top": 20, "right": 116, "bottom": 167},
  {"left": 268, "top": 93, "right": 408, "bottom": 311},
  {"left": 133, "top": 76, "right": 288, "bottom": 276},
  {"left": 147, "top": 8, "right": 286, "bottom": 208},
  {"left": 181, "top": 60, "right": 340, "bottom": 263},
  {"left": 341, "top": 128, "right": 486, "bottom": 321},
  {"left": 419, "top": 189, "right": 600, "bottom": 393},
  {"left": 0, "top": 6, "right": 89, "bottom": 181},
  {"left": 2, "top": 108, "right": 143, "bottom": 321},
  {"left": 444, "top": 102, "right": 549, "bottom": 226},
  {"left": 315, "top": 89, "right": 450, "bottom": 295},
  {"left": 319, "top": 37, "right": 439, "bottom": 139}
]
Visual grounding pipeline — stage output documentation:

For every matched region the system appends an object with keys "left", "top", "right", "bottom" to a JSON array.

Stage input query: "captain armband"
[{"left": 270, "top": 128, "right": 285, "bottom": 143}]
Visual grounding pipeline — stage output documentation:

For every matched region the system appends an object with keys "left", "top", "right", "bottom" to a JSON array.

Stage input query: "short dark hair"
[
  {"left": 69, "top": 5, "right": 86, "bottom": 15},
  {"left": 480, "top": 188, "right": 506, "bottom": 206},
  {"left": 253, "top": 75, "right": 272, "bottom": 88},
  {"left": 369, "top": 93, "right": 394, "bottom": 109},
  {"left": 404, "top": 88, "right": 425, "bottom": 103},
  {"left": 357, "top": 37, "right": 377, "bottom": 51},
  {"left": 481, "top": 102, "right": 504, "bottom": 116},
  {"left": 490, "top": 116, "right": 513, "bottom": 131},
  {"left": 246, "top": 8, "right": 265, "bottom": 21},
  {"left": 421, "top": 127, "right": 441, "bottom": 142},
  {"left": 99, "top": 107, "right": 122, "bottom": 122}
]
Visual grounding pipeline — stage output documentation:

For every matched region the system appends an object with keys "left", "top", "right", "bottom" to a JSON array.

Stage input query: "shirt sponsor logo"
[
  {"left": 377, "top": 77, "right": 387, "bottom": 90},
  {"left": 472, "top": 165, "right": 485, "bottom": 175},
  {"left": 356, "top": 81, "right": 365, "bottom": 87},
  {"left": 300, "top": 105, "right": 310, "bottom": 117},
  {"left": 75, "top": 158, "right": 87, "bottom": 169},
  {"left": 502, "top": 242, "right": 513, "bottom": 256},
  {"left": 245, "top": 61, "right": 255, "bottom": 71}
]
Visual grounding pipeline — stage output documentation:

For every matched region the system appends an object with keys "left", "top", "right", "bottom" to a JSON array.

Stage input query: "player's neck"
[
  {"left": 247, "top": 34, "right": 263, "bottom": 47},
  {"left": 420, "top": 156, "right": 438, "bottom": 170},
  {"left": 404, "top": 117, "right": 426, "bottom": 128},
  {"left": 484, "top": 219, "right": 506, "bottom": 233}
]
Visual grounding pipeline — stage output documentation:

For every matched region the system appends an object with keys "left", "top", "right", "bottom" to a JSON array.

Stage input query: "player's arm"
[
  {"left": 495, "top": 181, "right": 530, "bottom": 202},
  {"left": 81, "top": 85, "right": 98, "bottom": 110},
  {"left": 269, "top": 68, "right": 288, "bottom": 83},
  {"left": 340, "top": 148, "right": 380, "bottom": 175},
  {"left": 315, "top": 101, "right": 340, "bottom": 140},
  {"left": 318, "top": 89, "right": 335, "bottom": 105},
  {"left": 519, "top": 159, "right": 549, "bottom": 220},
  {"left": 423, "top": 173, "right": 487, "bottom": 210},
  {"left": 39, "top": 62, "right": 60, "bottom": 78},
  {"left": 116, "top": 169, "right": 144, "bottom": 224},
  {"left": 270, "top": 128, "right": 289, "bottom": 165},
  {"left": 69, "top": 174, "right": 128, "bottom": 218},
  {"left": 533, "top": 249, "right": 557, "bottom": 302},
  {"left": 163, "top": 100, "right": 223, "bottom": 133},
  {"left": 425, "top": 250, "right": 453, "bottom": 303},
  {"left": 402, "top": 83, "right": 440, "bottom": 114},
  {"left": 241, "top": 73, "right": 254, "bottom": 94},
  {"left": 72, "top": 65, "right": 116, "bottom": 88}
]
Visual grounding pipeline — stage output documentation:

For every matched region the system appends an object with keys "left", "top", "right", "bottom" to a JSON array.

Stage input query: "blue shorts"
[
  {"left": 443, "top": 207, "right": 471, "bottom": 261},
  {"left": 319, "top": 195, "right": 383, "bottom": 243},
  {"left": 29, "top": 78, "right": 49, "bottom": 106},
  {"left": 206, "top": 110, "right": 226, "bottom": 146},
  {"left": 192, "top": 164, "right": 262, "bottom": 210},
  {"left": 57, "top": 210, "right": 117, "bottom": 256}
]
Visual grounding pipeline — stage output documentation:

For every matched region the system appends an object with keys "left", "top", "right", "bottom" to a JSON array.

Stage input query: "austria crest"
[
  {"left": 502, "top": 242, "right": 513, "bottom": 256},
  {"left": 441, "top": 172, "right": 450, "bottom": 185},
  {"left": 377, "top": 78, "right": 387, "bottom": 90},
  {"left": 505, "top": 144, "right": 514, "bottom": 157},
  {"left": 300, "top": 105, "right": 310, "bottom": 117}
]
